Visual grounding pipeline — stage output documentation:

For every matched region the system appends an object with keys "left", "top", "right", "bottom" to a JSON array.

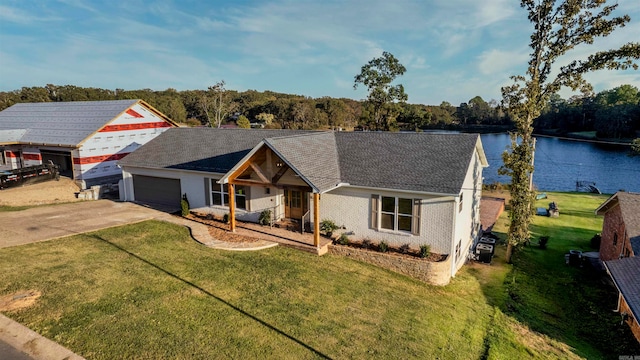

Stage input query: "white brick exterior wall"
[
  {"left": 452, "top": 148, "right": 484, "bottom": 273},
  {"left": 319, "top": 186, "right": 456, "bottom": 255}
]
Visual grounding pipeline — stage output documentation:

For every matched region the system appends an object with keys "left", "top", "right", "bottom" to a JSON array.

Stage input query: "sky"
[{"left": 1, "top": 0, "right": 639, "bottom": 106}]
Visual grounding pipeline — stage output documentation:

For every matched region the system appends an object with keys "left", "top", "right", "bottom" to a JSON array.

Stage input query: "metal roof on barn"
[{"left": 0, "top": 99, "right": 140, "bottom": 147}]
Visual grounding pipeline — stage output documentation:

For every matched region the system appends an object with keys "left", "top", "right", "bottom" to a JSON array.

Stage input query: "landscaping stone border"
[{"left": 328, "top": 245, "right": 451, "bottom": 286}]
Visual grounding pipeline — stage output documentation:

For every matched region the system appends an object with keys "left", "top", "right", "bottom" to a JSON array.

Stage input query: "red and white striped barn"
[{"left": 0, "top": 100, "right": 178, "bottom": 189}]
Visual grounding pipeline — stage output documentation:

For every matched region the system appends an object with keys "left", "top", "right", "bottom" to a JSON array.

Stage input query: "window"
[
  {"left": 372, "top": 195, "right": 420, "bottom": 234},
  {"left": 455, "top": 240, "right": 461, "bottom": 260},
  {"left": 1, "top": 151, "right": 5, "bottom": 165},
  {"left": 459, "top": 193, "right": 464, "bottom": 212},
  {"left": 209, "top": 179, "right": 246, "bottom": 210},
  {"left": 613, "top": 232, "right": 618, "bottom": 246}
]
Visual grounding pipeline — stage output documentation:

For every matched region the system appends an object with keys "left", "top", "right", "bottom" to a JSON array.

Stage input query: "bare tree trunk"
[{"left": 506, "top": 242, "right": 514, "bottom": 264}]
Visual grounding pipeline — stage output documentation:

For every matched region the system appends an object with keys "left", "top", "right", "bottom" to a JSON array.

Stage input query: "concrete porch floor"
[
  {"left": 189, "top": 210, "right": 332, "bottom": 255},
  {"left": 234, "top": 220, "right": 332, "bottom": 254}
]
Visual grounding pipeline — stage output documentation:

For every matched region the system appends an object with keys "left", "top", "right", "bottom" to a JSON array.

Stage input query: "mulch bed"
[
  {"left": 332, "top": 239, "right": 447, "bottom": 262},
  {"left": 186, "top": 212, "right": 260, "bottom": 243}
]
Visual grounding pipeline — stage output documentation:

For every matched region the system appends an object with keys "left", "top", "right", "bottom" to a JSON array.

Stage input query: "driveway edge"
[{"left": 0, "top": 314, "right": 85, "bottom": 360}]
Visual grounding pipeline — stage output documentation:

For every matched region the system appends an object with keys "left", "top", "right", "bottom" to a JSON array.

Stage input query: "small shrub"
[
  {"left": 399, "top": 243, "right": 411, "bottom": 254},
  {"left": 181, "top": 194, "right": 190, "bottom": 217},
  {"left": 258, "top": 209, "right": 272, "bottom": 225},
  {"left": 378, "top": 240, "right": 389, "bottom": 253},
  {"left": 590, "top": 233, "right": 601, "bottom": 249},
  {"left": 223, "top": 213, "right": 230, "bottom": 224},
  {"left": 419, "top": 244, "right": 431, "bottom": 258},
  {"left": 539, "top": 236, "right": 549, "bottom": 250},
  {"left": 361, "top": 238, "right": 372, "bottom": 249},
  {"left": 320, "top": 219, "right": 339, "bottom": 236},
  {"left": 338, "top": 233, "right": 350, "bottom": 245}
]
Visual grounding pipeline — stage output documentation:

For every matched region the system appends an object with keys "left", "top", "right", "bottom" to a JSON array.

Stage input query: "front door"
[{"left": 284, "top": 189, "right": 305, "bottom": 219}]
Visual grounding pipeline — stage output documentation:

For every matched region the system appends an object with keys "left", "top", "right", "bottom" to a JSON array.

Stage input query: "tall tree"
[
  {"left": 500, "top": 0, "right": 640, "bottom": 263},
  {"left": 353, "top": 51, "right": 408, "bottom": 130},
  {"left": 202, "top": 81, "right": 237, "bottom": 128}
]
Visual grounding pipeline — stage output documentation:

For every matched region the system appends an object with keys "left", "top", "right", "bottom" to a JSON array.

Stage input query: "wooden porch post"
[
  {"left": 313, "top": 193, "right": 320, "bottom": 248},
  {"left": 229, "top": 183, "right": 236, "bottom": 232}
]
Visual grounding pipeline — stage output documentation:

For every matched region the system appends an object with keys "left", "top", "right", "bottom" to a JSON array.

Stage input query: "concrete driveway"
[{"left": 0, "top": 200, "right": 167, "bottom": 248}]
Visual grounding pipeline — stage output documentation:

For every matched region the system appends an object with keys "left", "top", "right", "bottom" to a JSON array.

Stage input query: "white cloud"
[
  {"left": 0, "top": 5, "right": 62, "bottom": 23},
  {"left": 477, "top": 48, "right": 529, "bottom": 75},
  {"left": 56, "top": 0, "right": 97, "bottom": 13}
]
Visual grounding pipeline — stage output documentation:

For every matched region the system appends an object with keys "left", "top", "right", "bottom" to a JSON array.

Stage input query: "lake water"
[{"left": 480, "top": 133, "right": 640, "bottom": 194}]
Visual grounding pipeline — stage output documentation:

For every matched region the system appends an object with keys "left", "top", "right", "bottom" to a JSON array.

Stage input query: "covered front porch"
[
  {"left": 218, "top": 137, "right": 333, "bottom": 252},
  {"left": 234, "top": 220, "right": 332, "bottom": 255},
  {"left": 189, "top": 211, "right": 332, "bottom": 255}
]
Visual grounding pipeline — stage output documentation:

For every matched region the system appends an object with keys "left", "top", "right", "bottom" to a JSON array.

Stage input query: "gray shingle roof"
[
  {"left": 118, "top": 128, "right": 316, "bottom": 174},
  {"left": 265, "top": 132, "right": 341, "bottom": 193},
  {"left": 605, "top": 256, "right": 640, "bottom": 322},
  {"left": 618, "top": 192, "right": 640, "bottom": 255},
  {"left": 0, "top": 99, "right": 139, "bottom": 146},
  {"left": 121, "top": 128, "right": 486, "bottom": 195},
  {"left": 335, "top": 132, "right": 481, "bottom": 194}
]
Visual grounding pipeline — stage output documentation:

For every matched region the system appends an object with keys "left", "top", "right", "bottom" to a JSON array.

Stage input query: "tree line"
[{"left": 0, "top": 82, "right": 638, "bottom": 138}]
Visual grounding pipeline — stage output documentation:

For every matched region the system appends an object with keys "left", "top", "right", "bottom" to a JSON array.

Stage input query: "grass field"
[
  {"left": 0, "top": 193, "right": 638, "bottom": 359},
  {"left": 492, "top": 192, "right": 640, "bottom": 358}
]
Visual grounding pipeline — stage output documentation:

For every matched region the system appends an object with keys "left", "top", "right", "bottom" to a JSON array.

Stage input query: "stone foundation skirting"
[{"left": 328, "top": 245, "right": 451, "bottom": 286}]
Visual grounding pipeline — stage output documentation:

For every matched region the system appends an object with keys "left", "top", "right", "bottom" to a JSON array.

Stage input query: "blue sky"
[{"left": 1, "top": 0, "right": 639, "bottom": 105}]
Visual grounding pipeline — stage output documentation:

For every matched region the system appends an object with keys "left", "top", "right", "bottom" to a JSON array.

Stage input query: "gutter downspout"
[{"left": 450, "top": 196, "right": 459, "bottom": 278}]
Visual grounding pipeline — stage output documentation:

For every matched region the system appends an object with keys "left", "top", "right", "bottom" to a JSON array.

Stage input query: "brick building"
[
  {"left": 596, "top": 191, "right": 640, "bottom": 261},
  {"left": 597, "top": 192, "right": 640, "bottom": 343}
]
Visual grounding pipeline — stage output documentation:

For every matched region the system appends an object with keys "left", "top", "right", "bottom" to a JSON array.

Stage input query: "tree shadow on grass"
[{"left": 88, "top": 234, "right": 332, "bottom": 360}]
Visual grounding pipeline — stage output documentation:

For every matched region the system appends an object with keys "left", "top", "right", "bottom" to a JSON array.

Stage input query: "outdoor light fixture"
[{"left": 276, "top": 161, "right": 284, "bottom": 168}]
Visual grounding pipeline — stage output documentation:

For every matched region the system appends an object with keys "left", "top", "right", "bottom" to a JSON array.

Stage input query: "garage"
[
  {"left": 132, "top": 175, "right": 181, "bottom": 207},
  {"left": 41, "top": 150, "right": 73, "bottom": 177}
]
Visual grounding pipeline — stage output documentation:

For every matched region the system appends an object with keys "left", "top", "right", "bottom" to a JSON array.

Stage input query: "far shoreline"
[{"left": 431, "top": 124, "right": 636, "bottom": 146}]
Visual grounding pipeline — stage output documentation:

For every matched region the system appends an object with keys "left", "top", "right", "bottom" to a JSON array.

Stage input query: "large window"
[
  {"left": 372, "top": 195, "right": 420, "bottom": 234},
  {"left": 210, "top": 179, "right": 246, "bottom": 210}
]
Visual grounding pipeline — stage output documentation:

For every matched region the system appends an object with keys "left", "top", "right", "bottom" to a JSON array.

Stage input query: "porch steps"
[{"left": 276, "top": 241, "right": 329, "bottom": 256}]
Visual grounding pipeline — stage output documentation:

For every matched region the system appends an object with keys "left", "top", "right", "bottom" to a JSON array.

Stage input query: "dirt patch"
[
  {"left": 0, "top": 290, "right": 42, "bottom": 312},
  {"left": 0, "top": 178, "right": 81, "bottom": 206}
]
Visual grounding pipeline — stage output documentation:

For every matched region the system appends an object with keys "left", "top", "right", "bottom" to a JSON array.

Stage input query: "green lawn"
[
  {"left": 0, "top": 193, "right": 638, "bottom": 358},
  {"left": 492, "top": 192, "right": 640, "bottom": 359}
]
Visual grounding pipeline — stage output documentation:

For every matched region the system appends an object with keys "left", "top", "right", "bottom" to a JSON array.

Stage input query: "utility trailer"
[{"left": 0, "top": 162, "right": 60, "bottom": 190}]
